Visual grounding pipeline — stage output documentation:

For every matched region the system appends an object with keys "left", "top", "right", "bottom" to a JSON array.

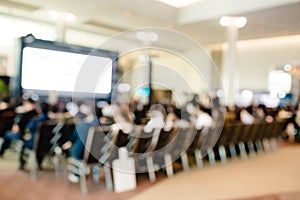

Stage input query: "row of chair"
[
  {"left": 27, "top": 119, "right": 287, "bottom": 194},
  {"left": 24, "top": 118, "right": 75, "bottom": 179},
  {"left": 207, "top": 120, "right": 287, "bottom": 165}
]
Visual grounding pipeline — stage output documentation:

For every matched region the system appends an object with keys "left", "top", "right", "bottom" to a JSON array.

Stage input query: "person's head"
[
  {"left": 23, "top": 98, "right": 36, "bottom": 111},
  {"left": 39, "top": 102, "right": 49, "bottom": 114},
  {"left": 79, "top": 101, "right": 93, "bottom": 116},
  {"left": 186, "top": 102, "right": 197, "bottom": 115},
  {"left": 296, "top": 110, "right": 300, "bottom": 119},
  {"left": 0, "top": 96, "right": 10, "bottom": 110},
  {"left": 149, "top": 104, "right": 166, "bottom": 120},
  {"left": 2, "top": 96, "right": 10, "bottom": 104}
]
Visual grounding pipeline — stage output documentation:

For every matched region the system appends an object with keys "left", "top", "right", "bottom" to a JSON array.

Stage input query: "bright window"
[{"left": 268, "top": 70, "right": 291, "bottom": 94}]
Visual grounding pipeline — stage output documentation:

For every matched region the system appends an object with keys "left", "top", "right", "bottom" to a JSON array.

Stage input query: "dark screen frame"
[{"left": 14, "top": 34, "right": 119, "bottom": 101}]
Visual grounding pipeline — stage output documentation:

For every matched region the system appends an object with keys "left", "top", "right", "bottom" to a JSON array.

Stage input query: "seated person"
[
  {"left": 195, "top": 106, "right": 214, "bottom": 130},
  {"left": 0, "top": 96, "right": 15, "bottom": 138},
  {"left": 0, "top": 98, "right": 38, "bottom": 160},
  {"left": 142, "top": 105, "right": 166, "bottom": 150},
  {"left": 62, "top": 102, "right": 99, "bottom": 183},
  {"left": 111, "top": 104, "right": 135, "bottom": 134},
  {"left": 240, "top": 107, "right": 255, "bottom": 125},
  {"left": 285, "top": 109, "right": 300, "bottom": 142},
  {"left": 62, "top": 102, "right": 99, "bottom": 160},
  {"left": 20, "top": 101, "right": 50, "bottom": 170},
  {"left": 143, "top": 104, "right": 165, "bottom": 133}
]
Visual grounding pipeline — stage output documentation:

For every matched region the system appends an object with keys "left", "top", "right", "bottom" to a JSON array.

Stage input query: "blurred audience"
[
  {"left": 20, "top": 101, "right": 50, "bottom": 170},
  {"left": 0, "top": 98, "right": 38, "bottom": 161}
]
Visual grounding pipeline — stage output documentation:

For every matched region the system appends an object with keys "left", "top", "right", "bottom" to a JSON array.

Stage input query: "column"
[
  {"left": 220, "top": 16, "right": 247, "bottom": 106},
  {"left": 56, "top": 18, "right": 67, "bottom": 42}
]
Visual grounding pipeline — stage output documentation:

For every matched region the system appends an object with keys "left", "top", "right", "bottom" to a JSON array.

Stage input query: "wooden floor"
[
  {"left": 130, "top": 143, "right": 300, "bottom": 200},
  {"left": 0, "top": 143, "right": 300, "bottom": 200},
  {"left": 0, "top": 151, "right": 164, "bottom": 200}
]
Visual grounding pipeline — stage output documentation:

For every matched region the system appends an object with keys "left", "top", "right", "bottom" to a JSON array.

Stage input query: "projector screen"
[
  {"left": 21, "top": 47, "right": 112, "bottom": 94},
  {"left": 17, "top": 35, "right": 119, "bottom": 99}
]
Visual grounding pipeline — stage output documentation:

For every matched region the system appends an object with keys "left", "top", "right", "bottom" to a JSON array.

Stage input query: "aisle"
[
  {"left": 130, "top": 144, "right": 300, "bottom": 200},
  {"left": 1, "top": 144, "right": 300, "bottom": 200},
  {"left": 0, "top": 151, "right": 159, "bottom": 200}
]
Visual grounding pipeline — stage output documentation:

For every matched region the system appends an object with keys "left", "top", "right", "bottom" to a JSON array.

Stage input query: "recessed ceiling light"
[
  {"left": 49, "top": 10, "right": 59, "bottom": 19},
  {"left": 136, "top": 31, "right": 159, "bottom": 42},
  {"left": 48, "top": 10, "right": 76, "bottom": 22},
  {"left": 157, "top": 0, "right": 203, "bottom": 8},
  {"left": 219, "top": 16, "right": 247, "bottom": 28}
]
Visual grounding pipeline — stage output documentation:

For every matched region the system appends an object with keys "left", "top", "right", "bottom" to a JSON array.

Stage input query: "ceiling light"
[
  {"left": 219, "top": 16, "right": 231, "bottom": 27},
  {"left": 219, "top": 16, "right": 247, "bottom": 28},
  {"left": 283, "top": 64, "right": 292, "bottom": 71},
  {"left": 117, "top": 83, "right": 131, "bottom": 92},
  {"left": 65, "top": 12, "right": 76, "bottom": 22},
  {"left": 48, "top": 10, "right": 76, "bottom": 22},
  {"left": 136, "top": 31, "right": 158, "bottom": 42},
  {"left": 157, "top": 0, "right": 203, "bottom": 8},
  {"left": 235, "top": 17, "right": 247, "bottom": 28},
  {"left": 49, "top": 10, "right": 59, "bottom": 19}
]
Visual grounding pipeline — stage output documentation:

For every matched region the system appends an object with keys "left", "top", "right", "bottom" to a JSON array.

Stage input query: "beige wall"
[{"left": 236, "top": 35, "right": 300, "bottom": 91}]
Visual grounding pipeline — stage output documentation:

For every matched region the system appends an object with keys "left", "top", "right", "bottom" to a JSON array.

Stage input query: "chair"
[
  {"left": 130, "top": 127, "right": 158, "bottom": 181},
  {"left": 0, "top": 110, "right": 15, "bottom": 138},
  {"left": 203, "top": 124, "right": 224, "bottom": 165},
  {"left": 268, "top": 120, "right": 286, "bottom": 150},
  {"left": 237, "top": 124, "right": 254, "bottom": 158},
  {"left": 163, "top": 126, "right": 195, "bottom": 174},
  {"left": 213, "top": 123, "right": 232, "bottom": 164},
  {"left": 226, "top": 122, "right": 244, "bottom": 160},
  {"left": 22, "top": 119, "right": 58, "bottom": 179},
  {"left": 66, "top": 125, "right": 113, "bottom": 194}
]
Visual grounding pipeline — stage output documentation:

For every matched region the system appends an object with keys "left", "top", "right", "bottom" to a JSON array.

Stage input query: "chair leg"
[
  {"left": 104, "top": 162, "right": 113, "bottom": 191},
  {"left": 0, "top": 138, "right": 3, "bottom": 149},
  {"left": 238, "top": 142, "right": 248, "bottom": 160},
  {"left": 270, "top": 138, "right": 277, "bottom": 151},
  {"left": 28, "top": 151, "right": 37, "bottom": 180},
  {"left": 263, "top": 139, "right": 271, "bottom": 152},
  {"left": 218, "top": 145, "right": 227, "bottom": 165},
  {"left": 79, "top": 167, "right": 88, "bottom": 195},
  {"left": 181, "top": 152, "right": 189, "bottom": 172},
  {"left": 146, "top": 156, "right": 156, "bottom": 182},
  {"left": 255, "top": 140, "right": 264, "bottom": 154},
  {"left": 247, "top": 141, "right": 256, "bottom": 158},
  {"left": 229, "top": 144, "right": 237, "bottom": 161},
  {"left": 52, "top": 155, "right": 60, "bottom": 177},
  {"left": 194, "top": 149, "right": 203, "bottom": 169},
  {"left": 208, "top": 149, "right": 216, "bottom": 166},
  {"left": 164, "top": 153, "right": 173, "bottom": 177}
]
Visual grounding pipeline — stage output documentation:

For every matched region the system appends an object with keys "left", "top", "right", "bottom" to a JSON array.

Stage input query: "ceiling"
[{"left": 1, "top": 0, "right": 300, "bottom": 51}]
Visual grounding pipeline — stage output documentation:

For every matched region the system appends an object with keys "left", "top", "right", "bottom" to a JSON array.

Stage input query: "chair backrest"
[
  {"left": 154, "top": 128, "right": 176, "bottom": 151},
  {"left": 168, "top": 126, "right": 193, "bottom": 158},
  {"left": 132, "top": 128, "right": 155, "bottom": 154},
  {"left": 216, "top": 123, "right": 231, "bottom": 147},
  {"left": 114, "top": 129, "right": 131, "bottom": 148},
  {"left": 186, "top": 127, "right": 201, "bottom": 154},
  {"left": 238, "top": 123, "right": 253, "bottom": 143},
  {"left": 256, "top": 121, "right": 269, "bottom": 140},
  {"left": 52, "top": 121, "right": 74, "bottom": 147},
  {"left": 0, "top": 110, "right": 15, "bottom": 137},
  {"left": 83, "top": 126, "right": 110, "bottom": 164},
  {"left": 269, "top": 120, "right": 286, "bottom": 139},
  {"left": 35, "top": 119, "right": 59, "bottom": 153},
  {"left": 199, "top": 123, "right": 223, "bottom": 154},
  {"left": 247, "top": 122, "right": 262, "bottom": 142},
  {"left": 262, "top": 122, "right": 275, "bottom": 139},
  {"left": 227, "top": 122, "right": 244, "bottom": 145}
]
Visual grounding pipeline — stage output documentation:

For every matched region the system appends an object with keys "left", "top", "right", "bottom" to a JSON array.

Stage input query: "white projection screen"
[{"left": 18, "top": 36, "right": 118, "bottom": 99}]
